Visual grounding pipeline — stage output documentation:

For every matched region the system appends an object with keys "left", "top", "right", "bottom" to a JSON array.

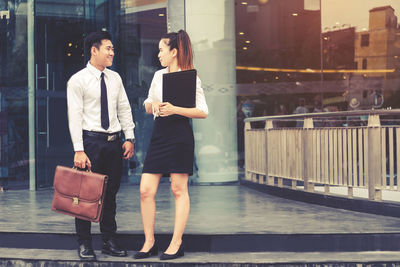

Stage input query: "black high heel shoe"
[
  {"left": 159, "top": 244, "right": 184, "bottom": 260},
  {"left": 133, "top": 244, "right": 158, "bottom": 259}
]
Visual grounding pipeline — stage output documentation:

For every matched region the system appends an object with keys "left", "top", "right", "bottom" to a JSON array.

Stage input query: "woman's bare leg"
[
  {"left": 164, "top": 173, "right": 190, "bottom": 254},
  {"left": 139, "top": 173, "right": 162, "bottom": 252}
]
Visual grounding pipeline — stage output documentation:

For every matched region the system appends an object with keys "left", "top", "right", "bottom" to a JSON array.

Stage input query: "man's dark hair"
[{"left": 84, "top": 31, "right": 112, "bottom": 58}]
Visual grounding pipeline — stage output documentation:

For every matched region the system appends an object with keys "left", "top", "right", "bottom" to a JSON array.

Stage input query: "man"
[{"left": 67, "top": 31, "right": 135, "bottom": 261}]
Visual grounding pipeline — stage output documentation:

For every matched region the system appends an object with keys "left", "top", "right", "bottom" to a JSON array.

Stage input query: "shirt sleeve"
[
  {"left": 143, "top": 72, "right": 158, "bottom": 105},
  {"left": 67, "top": 76, "right": 84, "bottom": 151},
  {"left": 195, "top": 76, "right": 209, "bottom": 114},
  {"left": 116, "top": 75, "right": 135, "bottom": 139}
]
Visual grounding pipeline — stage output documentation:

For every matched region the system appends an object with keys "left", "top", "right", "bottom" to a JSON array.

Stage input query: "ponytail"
[{"left": 162, "top": 30, "right": 194, "bottom": 71}]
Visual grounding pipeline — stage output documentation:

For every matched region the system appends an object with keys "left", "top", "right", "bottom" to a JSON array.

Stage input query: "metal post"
[
  {"left": 303, "top": 118, "right": 314, "bottom": 191},
  {"left": 27, "top": 0, "right": 36, "bottom": 190},
  {"left": 304, "top": 118, "right": 314, "bottom": 129},
  {"left": 265, "top": 120, "right": 273, "bottom": 185},
  {"left": 367, "top": 115, "right": 382, "bottom": 201},
  {"left": 244, "top": 121, "right": 251, "bottom": 181}
]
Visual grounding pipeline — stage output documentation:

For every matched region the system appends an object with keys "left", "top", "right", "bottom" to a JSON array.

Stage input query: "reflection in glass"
[
  {"left": 32, "top": 0, "right": 167, "bottom": 187},
  {"left": 0, "top": 1, "right": 29, "bottom": 189},
  {"left": 323, "top": 2, "right": 400, "bottom": 111},
  {"left": 119, "top": 6, "right": 167, "bottom": 182},
  {"left": 235, "top": 0, "right": 400, "bottom": 162}
]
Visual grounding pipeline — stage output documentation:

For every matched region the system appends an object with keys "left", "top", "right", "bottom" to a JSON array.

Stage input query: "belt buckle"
[{"left": 107, "top": 135, "right": 116, "bottom": 142}]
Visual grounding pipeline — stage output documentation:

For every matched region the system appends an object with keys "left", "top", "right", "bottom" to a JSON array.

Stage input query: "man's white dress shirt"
[
  {"left": 67, "top": 62, "right": 135, "bottom": 151},
  {"left": 143, "top": 68, "right": 209, "bottom": 115}
]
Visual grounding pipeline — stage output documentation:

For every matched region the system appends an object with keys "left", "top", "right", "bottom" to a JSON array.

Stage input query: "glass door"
[
  {"left": 35, "top": 0, "right": 92, "bottom": 188},
  {"left": 0, "top": 0, "right": 29, "bottom": 189},
  {"left": 34, "top": 0, "right": 167, "bottom": 188}
]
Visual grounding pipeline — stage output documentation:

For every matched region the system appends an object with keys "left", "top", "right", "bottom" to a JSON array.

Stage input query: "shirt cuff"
[
  {"left": 73, "top": 143, "right": 84, "bottom": 152},
  {"left": 124, "top": 130, "right": 135, "bottom": 139},
  {"left": 143, "top": 98, "right": 152, "bottom": 106},
  {"left": 198, "top": 106, "right": 209, "bottom": 115}
]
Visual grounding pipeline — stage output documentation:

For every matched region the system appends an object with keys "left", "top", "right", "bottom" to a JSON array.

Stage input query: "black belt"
[{"left": 83, "top": 130, "right": 120, "bottom": 142}]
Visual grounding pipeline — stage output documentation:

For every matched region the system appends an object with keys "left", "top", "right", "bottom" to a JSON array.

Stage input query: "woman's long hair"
[{"left": 162, "top": 30, "right": 194, "bottom": 71}]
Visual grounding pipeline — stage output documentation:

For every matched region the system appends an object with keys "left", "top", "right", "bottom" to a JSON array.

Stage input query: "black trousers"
[{"left": 75, "top": 133, "right": 123, "bottom": 244}]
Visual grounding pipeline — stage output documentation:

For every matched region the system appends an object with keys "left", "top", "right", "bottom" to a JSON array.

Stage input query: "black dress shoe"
[
  {"left": 134, "top": 244, "right": 158, "bottom": 259},
  {"left": 159, "top": 244, "right": 184, "bottom": 260},
  {"left": 102, "top": 239, "right": 127, "bottom": 257},
  {"left": 78, "top": 243, "right": 96, "bottom": 261}
]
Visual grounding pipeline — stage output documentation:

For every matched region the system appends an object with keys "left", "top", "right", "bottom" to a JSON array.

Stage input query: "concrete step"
[
  {"left": 2, "top": 232, "right": 400, "bottom": 252},
  {"left": 1, "top": 248, "right": 400, "bottom": 266}
]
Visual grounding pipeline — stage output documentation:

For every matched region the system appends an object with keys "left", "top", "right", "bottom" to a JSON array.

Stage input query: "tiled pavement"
[
  {"left": 1, "top": 184, "right": 400, "bottom": 235},
  {"left": 2, "top": 184, "right": 400, "bottom": 265}
]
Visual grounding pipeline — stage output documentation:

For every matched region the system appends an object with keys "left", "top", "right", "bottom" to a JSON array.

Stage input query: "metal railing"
[{"left": 244, "top": 110, "right": 400, "bottom": 201}]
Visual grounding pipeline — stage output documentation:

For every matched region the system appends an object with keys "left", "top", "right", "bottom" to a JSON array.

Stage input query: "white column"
[
  {"left": 167, "top": 0, "right": 185, "bottom": 31},
  {"left": 168, "top": 0, "right": 238, "bottom": 183}
]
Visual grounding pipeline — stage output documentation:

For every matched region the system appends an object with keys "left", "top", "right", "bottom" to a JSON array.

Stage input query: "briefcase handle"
[{"left": 72, "top": 166, "right": 92, "bottom": 173}]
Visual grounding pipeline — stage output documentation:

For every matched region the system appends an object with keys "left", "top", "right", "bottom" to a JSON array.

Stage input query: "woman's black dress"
[{"left": 142, "top": 114, "right": 194, "bottom": 176}]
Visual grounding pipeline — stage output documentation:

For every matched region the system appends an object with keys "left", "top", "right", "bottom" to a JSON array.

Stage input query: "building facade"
[{"left": 1, "top": 0, "right": 400, "bottom": 190}]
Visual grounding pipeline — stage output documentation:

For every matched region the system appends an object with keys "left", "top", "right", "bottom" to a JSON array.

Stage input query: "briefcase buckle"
[
  {"left": 73, "top": 197, "right": 79, "bottom": 205},
  {"left": 107, "top": 135, "right": 116, "bottom": 142}
]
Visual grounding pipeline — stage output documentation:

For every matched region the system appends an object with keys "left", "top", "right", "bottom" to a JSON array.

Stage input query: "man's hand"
[
  {"left": 74, "top": 151, "right": 91, "bottom": 170},
  {"left": 122, "top": 141, "right": 134, "bottom": 159},
  {"left": 159, "top": 102, "right": 176, "bottom": 117}
]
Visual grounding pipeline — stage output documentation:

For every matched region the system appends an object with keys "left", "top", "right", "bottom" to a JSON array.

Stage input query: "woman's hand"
[
  {"left": 159, "top": 102, "right": 176, "bottom": 117},
  {"left": 152, "top": 101, "right": 162, "bottom": 116}
]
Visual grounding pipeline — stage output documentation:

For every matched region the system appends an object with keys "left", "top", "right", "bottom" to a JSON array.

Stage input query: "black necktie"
[{"left": 100, "top": 72, "right": 109, "bottom": 130}]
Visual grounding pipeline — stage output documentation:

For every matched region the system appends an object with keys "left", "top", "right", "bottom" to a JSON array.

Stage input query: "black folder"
[{"left": 162, "top": 69, "right": 196, "bottom": 108}]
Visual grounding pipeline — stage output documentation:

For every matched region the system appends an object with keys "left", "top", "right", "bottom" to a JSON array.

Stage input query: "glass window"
[
  {"left": 118, "top": 5, "right": 167, "bottom": 183},
  {"left": 33, "top": 0, "right": 166, "bottom": 188},
  {"left": 0, "top": 0, "right": 167, "bottom": 189},
  {"left": 361, "top": 34, "right": 370, "bottom": 47},
  {"left": 362, "top": 58, "right": 368, "bottom": 69},
  {"left": 35, "top": 0, "right": 89, "bottom": 188},
  {"left": 0, "top": 0, "right": 29, "bottom": 189},
  {"left": 235, "top": 0, "right": 400, "bottom": 161}
]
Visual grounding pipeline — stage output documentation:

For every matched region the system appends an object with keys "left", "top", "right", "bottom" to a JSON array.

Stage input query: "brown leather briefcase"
[{"left": 51, "top": 165, "right": 108, "bottom": 222}]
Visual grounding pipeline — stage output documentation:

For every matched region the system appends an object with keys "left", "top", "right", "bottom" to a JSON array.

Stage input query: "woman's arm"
[
  {"left": 159, "top": 102, "right": 207, "bottom": 119},
  {"left": 143, "top": 71, "right": 162, "bottom": 115},
  {"left": 145, "top": 102, "right": 153, "bottom": 114},
  {"left": 145, "top": 101, "right": 162, "bottom": 115},
  {"left": 158, "top": 76, "right": 209, "bottom": 119}
]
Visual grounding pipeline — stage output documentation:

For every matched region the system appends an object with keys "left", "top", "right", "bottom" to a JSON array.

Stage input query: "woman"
[{"left": 134, "top": 30, "right": 208, "bottom": 260}]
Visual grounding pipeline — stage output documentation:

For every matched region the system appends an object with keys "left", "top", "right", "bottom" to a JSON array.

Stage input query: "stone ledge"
[
  {"left": 3, "top": 232, "right": 400, "bottom": 252},
  {"left": 241, "top": 179, "right": 400, "bottom": 218},
  {"left": 1, "top": 248, "right": 400, "bottom": 266}
]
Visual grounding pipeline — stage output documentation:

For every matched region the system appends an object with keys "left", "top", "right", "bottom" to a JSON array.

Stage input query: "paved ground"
[
  {"left": 1, "top": 248, "right": 400, "bottom": 264},
  {"left": 1, "top": 184, "right": 400, "bottom": 235}
]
